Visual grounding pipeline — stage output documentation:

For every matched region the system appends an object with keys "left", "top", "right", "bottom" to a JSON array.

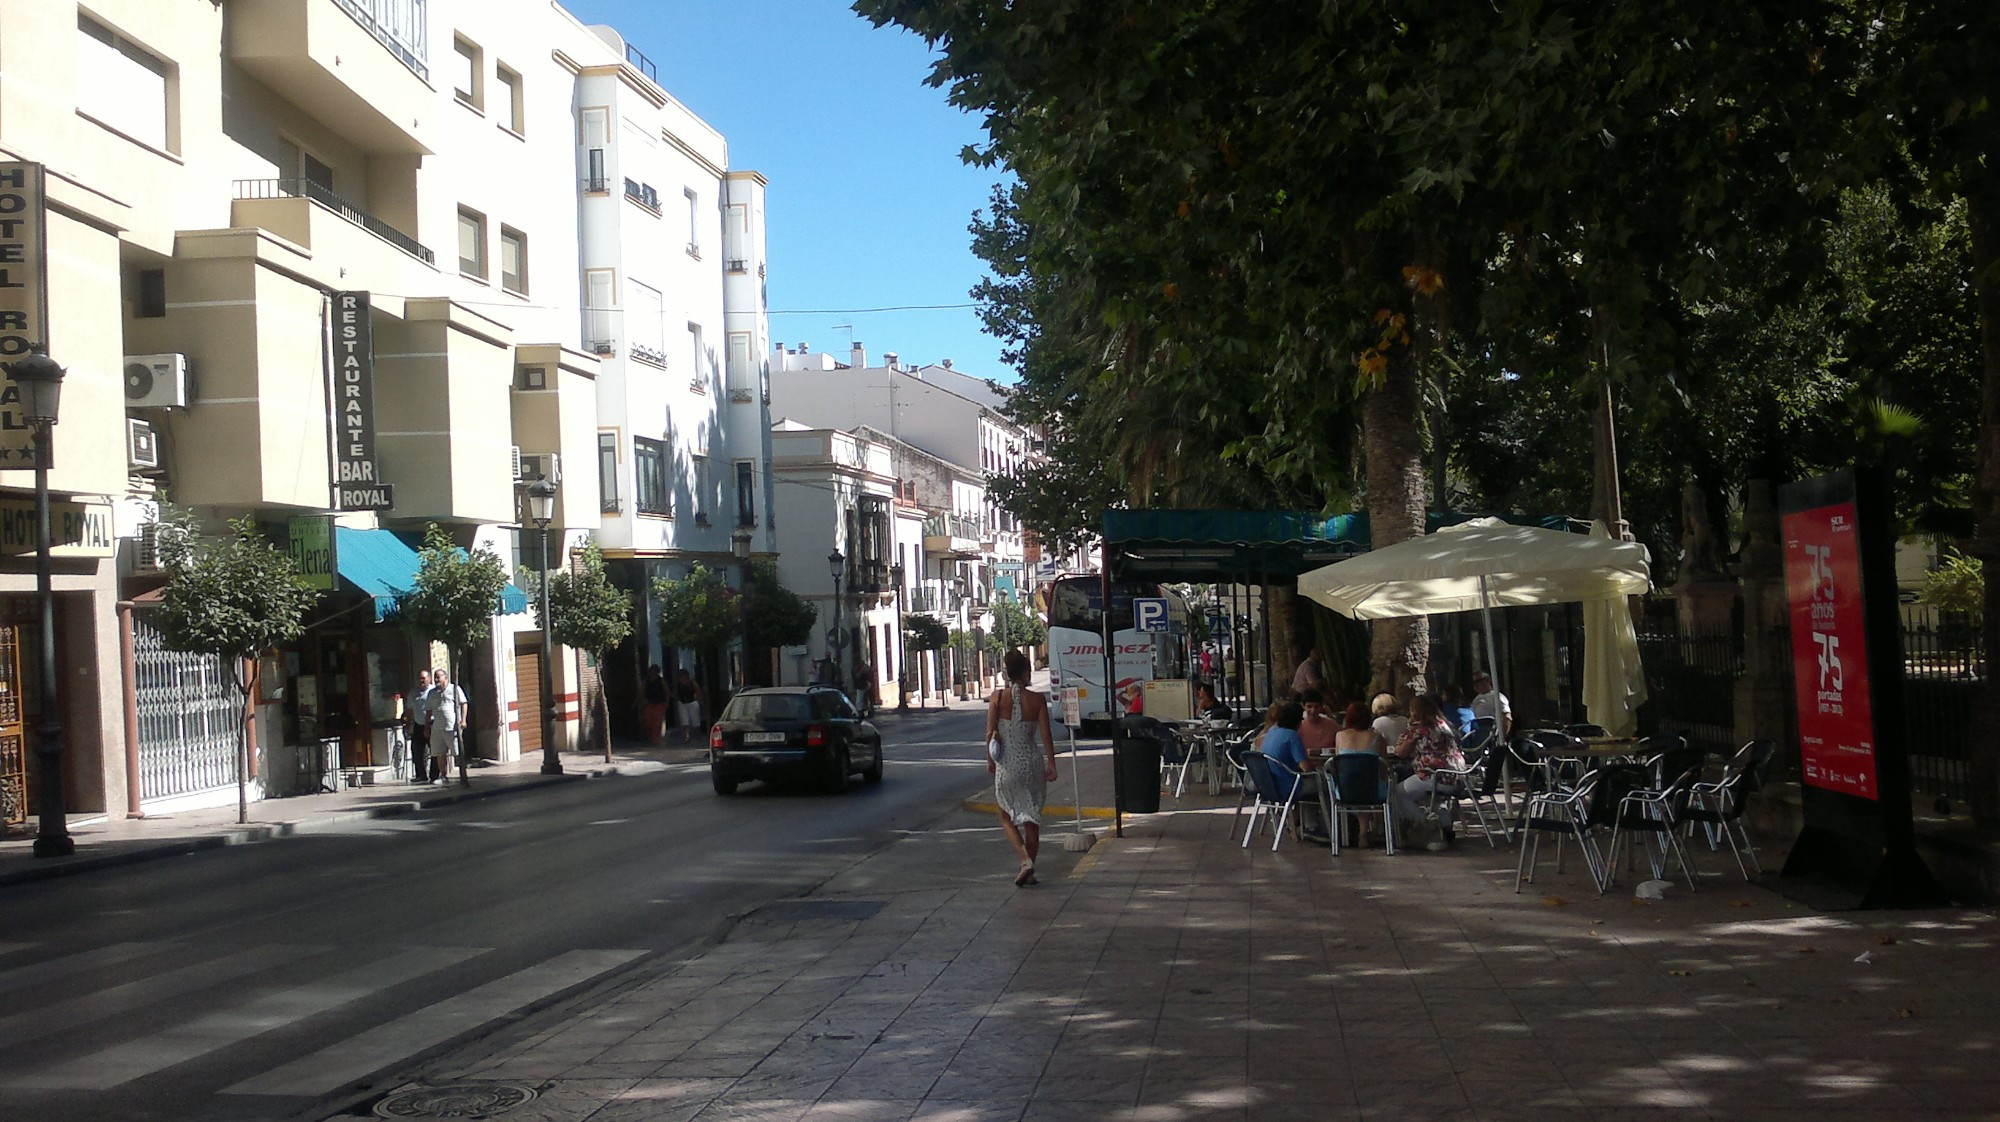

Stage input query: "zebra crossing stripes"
[
  {"left": 0, "top": 942, "right": 166, "bottom": 998},
  {"left": 4, "top": 945, "right": 485, "bottom": 1091},
  {"left": 223, "top": 948, "right": 647, "bottom": 1096},
  {"left": 0, "top": 943, "right": 325, "bottom": 1050}
]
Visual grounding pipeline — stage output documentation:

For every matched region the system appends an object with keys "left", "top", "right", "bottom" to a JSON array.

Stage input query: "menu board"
[{"left": 1781, "top": 497, "right": 1879, "bottom": 800}]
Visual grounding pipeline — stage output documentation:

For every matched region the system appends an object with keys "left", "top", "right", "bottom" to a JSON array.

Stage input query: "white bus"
[{"left": 1044, "top": 576, "right": 1188, "bottom": 732}]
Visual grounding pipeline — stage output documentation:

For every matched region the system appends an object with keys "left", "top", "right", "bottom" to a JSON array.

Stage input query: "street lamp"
[
  {"left": 732, "top": 529, "right": 753, "bottom": 691},
  {"left": 890, "top": 561, "right": 908, "bottom": 711},
  {"left": 524, "top": 477, "right": 560, "bottom": 776},
  {"left": 953, "top": 574, "right": 969, "bottom": 698},
  {"left": 826, "top": 549, "right": 845, "bottom": 688},
  {"left": 7, "top": 349, "right": 71, "bottom": 858}
]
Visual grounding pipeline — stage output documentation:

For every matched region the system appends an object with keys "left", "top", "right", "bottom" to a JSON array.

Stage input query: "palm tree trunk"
[{"left": 1364, "top": 347, "right": 1430, "bottom": 698}]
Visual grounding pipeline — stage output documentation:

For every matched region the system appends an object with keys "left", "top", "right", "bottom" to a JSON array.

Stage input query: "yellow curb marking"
[
  {"left": 961, "top": 799, "right": 1117, "bottom": 820},
  {"left": 1068, "top": 837, "right": 1113, "bottom": 879}
]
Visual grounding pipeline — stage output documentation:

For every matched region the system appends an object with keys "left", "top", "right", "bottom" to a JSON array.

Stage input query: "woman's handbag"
[{"left": 987, "top": 736, "right": 1004, "bottom": 764}]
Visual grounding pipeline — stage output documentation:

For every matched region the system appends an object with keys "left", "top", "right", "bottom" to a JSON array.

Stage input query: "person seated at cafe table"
[
  {"left": 1439, "top": 684, "right": 1477, "bottom": 739},
  {"left": 1370, "top": 691, "right": 1409, "bottom": 749},
  {"left": 1332, "top": 701, "right": 1390, "bottom": 846},
  {"left": 1470, "top": 670, "right": 1513, "bottom": 739},
  {"left": 1194, "top": 680, "right": 1232, "bottom": 720},
  {"left": 1391, "top": 694, "right": 1468, "bottom": 851},
  {"left": 1297, "top": 688, "right": 1342, "bottom": 762},
  {"left": 1257, "top": 701, "right": 1327, "bottom": 839}
]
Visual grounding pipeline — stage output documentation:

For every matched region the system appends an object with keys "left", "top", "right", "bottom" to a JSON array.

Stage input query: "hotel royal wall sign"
[{"left": 0, "top": 163, "right": 48, "bottom": 468}]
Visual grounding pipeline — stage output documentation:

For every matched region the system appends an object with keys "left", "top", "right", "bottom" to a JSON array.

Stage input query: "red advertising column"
[
  {"left": 1777, "top": 471, "right": 1946, "bottom": 908},
  {"left": 1782, "top": 499, "right": 1880, "bottom": 800}
]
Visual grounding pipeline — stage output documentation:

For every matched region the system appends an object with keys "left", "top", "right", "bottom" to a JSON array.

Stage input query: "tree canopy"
[
  {"left": 653, "top": 563, "right": 737, "bottom": 656},
  {"left": 153, "top": 516, "right": 320, "bottom": 672}
]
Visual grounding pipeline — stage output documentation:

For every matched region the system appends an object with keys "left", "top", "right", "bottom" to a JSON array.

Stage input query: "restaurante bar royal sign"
[
  {"left": 1781, "top": 489, "right": 1879, "bottom": 800},
  {"left": 330, "top": 291, "right": 392, "bottom": 511},
  {"left": 0, "top": 163, "right": 48, "bottom": 468}
]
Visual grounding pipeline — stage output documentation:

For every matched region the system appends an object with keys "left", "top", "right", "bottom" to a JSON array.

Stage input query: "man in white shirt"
[
  {"left": 1470, "top": 671, "right": 1512, "bottom": 739},
  {"left": 1290, "top": 648, "right": 1325, "bottom": 697},
  {"left": 424, "top": 666, "right": 468, "bottom": 784}
]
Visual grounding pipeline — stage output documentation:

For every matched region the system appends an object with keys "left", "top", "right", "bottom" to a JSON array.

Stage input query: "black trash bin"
[{"left": 1113, "top": 716, "right": 1164, "bottom": 814}]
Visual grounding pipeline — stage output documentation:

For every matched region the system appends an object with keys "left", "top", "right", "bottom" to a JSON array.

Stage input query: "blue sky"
[{"left": 560, "top": 0, "right": 1010, "bottom": 380}]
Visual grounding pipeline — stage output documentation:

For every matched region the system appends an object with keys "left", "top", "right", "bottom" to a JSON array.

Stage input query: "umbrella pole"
[{"left": 1478, "top": 575, "right": 1510, "bottom": 813}]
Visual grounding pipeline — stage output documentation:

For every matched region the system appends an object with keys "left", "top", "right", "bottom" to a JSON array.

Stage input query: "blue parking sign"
[{"left": 1133, "top": 597, "right": 1170, "bottom": 633}]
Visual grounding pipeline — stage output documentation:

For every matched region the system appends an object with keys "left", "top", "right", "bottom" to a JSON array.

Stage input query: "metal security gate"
[
  {"left": 0, "top": 624, "right": 23, "bottom": 828},
  {"left": 132, "top": 614, "right": 239, "bottom": 801}
]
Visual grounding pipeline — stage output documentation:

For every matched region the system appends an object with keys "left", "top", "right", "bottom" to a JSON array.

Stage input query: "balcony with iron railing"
[
  {"left": 229, "top": 0, "right": 433, "bottom": 155},
  {"left": 233, "top": 178, "right": 434, "bottom": 266}
]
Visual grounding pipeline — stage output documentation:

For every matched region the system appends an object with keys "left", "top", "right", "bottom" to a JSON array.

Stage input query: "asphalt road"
[{"left": 0, "top": 706, "right": 988, "bottom": 1122}]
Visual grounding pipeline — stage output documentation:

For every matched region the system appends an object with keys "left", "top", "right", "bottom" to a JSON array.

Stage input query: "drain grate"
[
  {"left": 373, "top": 1081, "right": 539, "bottom": 1119},
  {"left": 746, "top": 899, "right": 885, "bottom": 924}
]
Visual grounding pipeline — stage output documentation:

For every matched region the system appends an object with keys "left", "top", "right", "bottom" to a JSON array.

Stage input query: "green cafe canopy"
[{"left": 1101, "top": 509, "right": 1576, "bottom": 583}]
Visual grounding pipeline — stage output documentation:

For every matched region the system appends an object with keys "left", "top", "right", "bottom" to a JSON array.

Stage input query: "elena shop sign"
[{"left": 330, "top": 291, "right": 392, "bottom": 511}]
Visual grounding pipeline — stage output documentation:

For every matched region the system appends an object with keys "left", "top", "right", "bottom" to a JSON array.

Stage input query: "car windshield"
[{"left": 722, "top": 693, "right": 811, "bottom": 722}]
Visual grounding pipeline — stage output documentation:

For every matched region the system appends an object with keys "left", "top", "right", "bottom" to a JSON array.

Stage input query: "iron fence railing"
[
  {"left": 1902, "top": 607, "right": 1983, "bottom": 803},
  {"left": 333, "top": 0, "right": 428, "bottom": 80},
  {"left": 233, "top": 178, "right": 434, "bottom": 265}
]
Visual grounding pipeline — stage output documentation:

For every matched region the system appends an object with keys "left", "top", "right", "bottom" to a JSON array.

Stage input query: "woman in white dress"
[{"left": 986, "top": 648, "right": 1058, "bottom": 886}]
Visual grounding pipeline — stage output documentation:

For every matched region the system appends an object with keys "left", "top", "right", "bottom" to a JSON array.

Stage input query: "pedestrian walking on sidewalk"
[
  {"left": 986, "top": 648, "right": 1058, "bottom": 886},
  {"left": 425, "top": 666, "right": 467, "bottom": 784},
  {"left": 641, "top": 665, "right": 669, "bottom": 745},
  {"left": 404, "top": 670, "right": 433, "bottom": 783},
  {"left": 673, "top": 668, "right": 703, "bottom": 744}
]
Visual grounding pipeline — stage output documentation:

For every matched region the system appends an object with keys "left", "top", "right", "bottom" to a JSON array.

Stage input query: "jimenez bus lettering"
[{"left": 1053, "top": 643, "right": 1153, "bottom": 657}]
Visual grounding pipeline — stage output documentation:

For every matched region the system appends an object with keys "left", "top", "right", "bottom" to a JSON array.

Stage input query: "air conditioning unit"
[
  {"left": 510, "top": 445, "right": 524, "bottom": 480},
  {"left": 127, "top": 418, "right": 160, "bottom": 471},
  {"left": 133, "top": 522, "right": 165, "bottom": 573},
  {"left": 123, "top": 353, "right": 190, "bottom": 409},
  {"left": 521, "top": 452, "right": 562, "bottom": 484}
]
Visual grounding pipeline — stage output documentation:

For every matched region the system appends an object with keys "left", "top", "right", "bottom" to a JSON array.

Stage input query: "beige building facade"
[{"left": 0, "top": 0, "right": 772, "bottom": 829}]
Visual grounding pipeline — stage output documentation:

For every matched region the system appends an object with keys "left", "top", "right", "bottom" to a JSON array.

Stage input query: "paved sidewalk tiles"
[{"left": 355, "top": 791, "right": 2000, "bottom": 1122}]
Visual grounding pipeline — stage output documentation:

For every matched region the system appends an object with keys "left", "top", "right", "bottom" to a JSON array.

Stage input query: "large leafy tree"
[
  {"left": 653, "top": 564, "right": 737, "bottom": 699},
  {"left": 741, "top": 560, "right": 816, "bottom": 680},
  {"left": 396, "top": 524, "right": 511, "bottom": 787},
  {"left": 153, "top": 515, "right": 321, "bottom": 823},
  {"left": 543, "top": 542, "right": 633, "bottom": 762}
]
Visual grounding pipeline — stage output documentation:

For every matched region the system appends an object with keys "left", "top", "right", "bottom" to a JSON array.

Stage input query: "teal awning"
[
  {"left": 335, "top": 527, "right": 422, "bottom": 623},
  {"left": 335, "top": 527, "right": 531, "bottom": 622},
  {"left": 1101, "top": 509, "right": 1583, "bottom": 582}
]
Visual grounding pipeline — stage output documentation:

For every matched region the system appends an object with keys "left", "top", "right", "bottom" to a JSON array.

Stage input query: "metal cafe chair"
[
  {"left": 1241, "top": 751, "right": 1306, "bottom": 851},
  {"left": 1324, "top": 751, "right": 1396, "bottom": 856}
]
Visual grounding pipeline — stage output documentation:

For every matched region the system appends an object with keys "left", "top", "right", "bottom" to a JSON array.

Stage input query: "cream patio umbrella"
[{"left": 1296, "top": 517, "right": 1652, "bottom": 732}]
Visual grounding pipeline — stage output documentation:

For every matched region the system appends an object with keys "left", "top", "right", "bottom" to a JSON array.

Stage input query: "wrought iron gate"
[
  {"left": 0, "top": 625, "right": 23, "bottom": 828},
  {"left": 132, "top": 614, "right": 238, "bottom": 801}
]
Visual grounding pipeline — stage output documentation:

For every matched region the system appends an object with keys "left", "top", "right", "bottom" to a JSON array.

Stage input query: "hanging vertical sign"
[
  {"left": 1781, "top": 491, "right": 1879, "bottom": 799},
  {"left": 330, "top": 291, "right": 392, "bottom": 510},
  {"left": 287, "top": 515, "right": 336, "bottom": 590},
  {"left": 0, "top": 163, "right": 48, "bottom": 467}
]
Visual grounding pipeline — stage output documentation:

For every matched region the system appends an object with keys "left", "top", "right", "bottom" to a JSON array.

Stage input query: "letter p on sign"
[{"left": 1134, "top": 597, "right": 1169, "bottom": 633}]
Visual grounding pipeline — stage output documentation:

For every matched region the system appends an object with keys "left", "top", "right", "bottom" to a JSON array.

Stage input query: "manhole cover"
[
  {"left": 746, "top": 899, "right": 885, "bottom": 923},
  {"left": 373, "top": 1081, "right": 539, "bottom": 1119}
]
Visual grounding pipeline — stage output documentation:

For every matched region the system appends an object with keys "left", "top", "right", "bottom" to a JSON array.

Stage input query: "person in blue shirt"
[
  {"left": 1440, "top": 684, "right": 1477, "bottom": 739},
  {"left": 1256, "top": 701, "right": 1325, "bottom": 839}
]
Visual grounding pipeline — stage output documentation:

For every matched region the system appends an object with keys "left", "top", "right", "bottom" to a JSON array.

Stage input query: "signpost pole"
[{"left": 1060, "top": 686, "right": 1093, "bottom": 852}]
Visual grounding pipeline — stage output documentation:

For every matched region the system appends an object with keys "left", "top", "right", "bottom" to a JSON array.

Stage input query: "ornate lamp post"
[
  {"left": 954, "top": 574, "right": 970, "bottom": 698},
  {"left": 7, "top": 349, "right": 71, "bottom": 858},
  {"left": 826, "top": 549, "right": 845, "bottom": 688},
  {"left": 731, "top": 529, "right": 753, "bottom": 689},
  {"left": 524, "top": 477, "right": 560, "bottom": 776},
  {"left": 890, "top": 561, "right": 908, "bottom": 711}
]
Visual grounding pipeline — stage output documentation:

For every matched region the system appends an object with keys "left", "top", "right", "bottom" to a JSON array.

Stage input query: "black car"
[{"left": 708, "top": 686, "right": 883, "bottom": 795}]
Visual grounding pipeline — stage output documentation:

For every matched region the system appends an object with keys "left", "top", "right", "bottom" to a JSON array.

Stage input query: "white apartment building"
[
  {"left": 767, "top": 423, "right": 922, "bottom": 704},
  {"left": 0, "top": 0, "right": 774, "bottom": 831},
  {"left": 767, "top": 343, "right": 1038, "bottom": 650},
  {"left": 570, "top": 26, "right": 776, "bottom": 719}
]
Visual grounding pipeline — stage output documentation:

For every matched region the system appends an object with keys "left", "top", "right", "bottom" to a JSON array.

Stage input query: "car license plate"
[{"left": 743, "top": 731, "right": 785, "bottom": 744}]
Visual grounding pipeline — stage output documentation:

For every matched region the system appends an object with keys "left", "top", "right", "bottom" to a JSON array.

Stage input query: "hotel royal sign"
[{"left": 0, "top": 162, "right": 48, "bottom": 468}]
